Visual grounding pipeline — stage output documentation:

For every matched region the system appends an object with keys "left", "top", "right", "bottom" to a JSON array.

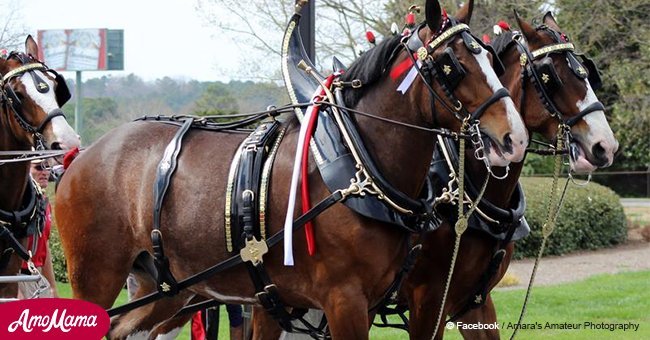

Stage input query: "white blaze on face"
[
  {"left": 20, "top": 70, "right": 80, "bottom": 148},
  {"left": 472, "top": 48, "right": 528, "bottom": 163},
  {"left": 576, "top": 82, "right": 618, "bottom": 154},
  {"left": 569, "top": 81, "right": 618, "bottom": 172}
]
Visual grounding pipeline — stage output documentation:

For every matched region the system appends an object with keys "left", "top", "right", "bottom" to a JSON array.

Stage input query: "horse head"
[
  {"left": 0, "top": 36, "right": 79, "bottom": 299},
  {"left": 513, "top": 11, "right": 618, "bottom": 172},
  {"left": 0, "top": 36, "right": 79, "bottom": 151},
  {"left": 419, "top": 0, "right": 527, "bottom": 166}
]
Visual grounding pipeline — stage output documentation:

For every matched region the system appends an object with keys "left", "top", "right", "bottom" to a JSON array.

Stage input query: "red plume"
[
  {"left": 406, "top": 13, "right": 416, "bottom": 26},
  {"left": 497, "top": 20, "right": 510, "bottom": 31},
  {"left": 365, "top": 30, "right": 376, "bottom": 44},
  {"left": 63, "top": 147, "right": 79, "bottom": 170}
]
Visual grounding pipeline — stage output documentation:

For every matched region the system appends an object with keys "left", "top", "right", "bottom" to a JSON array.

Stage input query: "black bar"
[{"left": 299, "top": 0, "right": 316, "bottom": 63}]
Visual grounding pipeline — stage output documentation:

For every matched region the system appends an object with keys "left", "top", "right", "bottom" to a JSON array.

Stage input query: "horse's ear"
[
  {"left": 25, "top": 35, "right": 39, "bottom": 57},
  {"left": 455, "top": 0, "right": 474, "bottom": 24},
  {"left": 425, "top": 0, "right": 442, "bottom": 32},
  {"left": 542, "top": 11, "right": 561, "bottom": 31},
  {"left": 514, "top": 10, "right": 538, "bottom": 43}
]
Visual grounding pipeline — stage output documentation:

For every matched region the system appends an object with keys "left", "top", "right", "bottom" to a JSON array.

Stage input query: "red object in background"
[
  {"left": 497, "top": 20, "right": 511, "bottom": 31},
  {"left": 190, "top": 311, "right": 205, "bottom": 340},
  {"left": 406, "top": 13, "right": 416, "bottom": 26},
  {"left": 365, "top": 31, "right": 376, "bottom": 44},
  {"left": 482, "top": 34, "right": 491, "bottom": 44},
  {"left": 0, "top": 298, "right": 110, "bottom": 339}
]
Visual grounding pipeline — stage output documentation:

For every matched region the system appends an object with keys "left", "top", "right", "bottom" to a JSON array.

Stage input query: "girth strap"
[
  {"left": 151, "top": 117, "right": 194, "bottom": 296},
  {"left": 108, "top": 190, "right": 344, "bottom": 317}
]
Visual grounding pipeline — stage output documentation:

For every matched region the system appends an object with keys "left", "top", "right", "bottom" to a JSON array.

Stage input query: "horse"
[
  {"left": 54, "top": 0, "right": 528, "bottom": 338},
  {"left": 403, "top": 11, "right": 618, "bottom": 340},
  {"left": 0, "top": 36, "right": 79, "bottom": 299}
]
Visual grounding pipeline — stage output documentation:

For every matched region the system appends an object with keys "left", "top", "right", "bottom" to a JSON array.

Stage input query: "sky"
[{"left": 18, "top": 0, "right": 242, "bottom": 82}]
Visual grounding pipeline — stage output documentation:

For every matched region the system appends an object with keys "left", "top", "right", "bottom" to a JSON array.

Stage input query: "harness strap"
[
  {"left": 445, "top": 223, "right": 517, "bottom": 323},
  {"left": 0, "top": 226, "right": 31, "bottom": 261},
  {"left": 151, "top": 117, "right": 194, "bottom": 296},
  {"left": 108, "top": 190, "right": 344, "bottom": 317}
]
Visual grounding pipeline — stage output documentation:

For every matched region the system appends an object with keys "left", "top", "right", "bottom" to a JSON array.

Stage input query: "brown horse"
[
  {"left": 0, "top": 36, "right": 79, "bottom": 298},
  {"left": 404, "top": 11, "right": 618, "bottom": 340},
  {"left": 54, "top": 1, "right": 528, "bottom": 339}
]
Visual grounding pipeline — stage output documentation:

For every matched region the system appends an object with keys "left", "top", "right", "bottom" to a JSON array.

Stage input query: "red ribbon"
[{"left": 300, "top": 74, "right": 336, "bottom": 256}]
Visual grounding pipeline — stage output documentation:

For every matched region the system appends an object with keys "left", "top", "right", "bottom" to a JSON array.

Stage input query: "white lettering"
[{"left": 6, "top": 308, "right": 99, "bottom": 333}]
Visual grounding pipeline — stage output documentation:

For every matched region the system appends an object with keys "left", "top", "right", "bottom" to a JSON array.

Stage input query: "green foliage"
[
  {"left": 45, "top": 186, "right": 68, "bottom": 283},
  {"left": 514, "top": 177, "right": 627, "bottom": 259},
  {"left": 522, "top": 153, "right": 556, "bottom": 176},
  {"left": 192, "top": 82, "right": 239, "bottom": 115}
]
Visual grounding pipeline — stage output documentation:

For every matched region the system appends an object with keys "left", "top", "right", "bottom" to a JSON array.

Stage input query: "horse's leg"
[
  {"left": 321, "top": 287, "right": 369, "bottom": 340},
  {"left": 457, "top": 294, "right": 500, "bottom": 340},
  {"left": 250, "top": 306, "right": 282, "bottom": 340},
  {"left": 64, "top": 237, "right": 131, "bottom": 309},
  {"left": 408, "top": 284, "right": 446, "bottom": 340},
  {"left": 149, "top": 313, "right": 193, "bottom": 340},
  {"left": 108, "top": 272, "right": 194, "bottom": 339}
]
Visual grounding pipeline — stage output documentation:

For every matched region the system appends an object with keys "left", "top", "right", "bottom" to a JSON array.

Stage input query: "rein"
[
  {"left": 509, "top": 126, "right": 570, "bottom": 339},
  {"left": 430, "top": 120, "right": 491, "bottom": 340}
]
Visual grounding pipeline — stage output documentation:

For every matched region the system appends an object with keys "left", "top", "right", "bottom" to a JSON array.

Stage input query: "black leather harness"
[{"left": 0, "top": 179, "right": 46, "bottom": 272}]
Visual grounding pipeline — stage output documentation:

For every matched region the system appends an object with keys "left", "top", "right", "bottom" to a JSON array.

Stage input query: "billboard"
[{"left": 37, "top": 29, "right": 124, "bottom": 71}]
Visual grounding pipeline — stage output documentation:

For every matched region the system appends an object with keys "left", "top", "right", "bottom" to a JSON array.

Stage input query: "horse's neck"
[
  {"left": 0, "top": 124, "right": 30, "bottom": 211},
  {"left": 352, "top": 79, "right": 435, "bottom": 198}
]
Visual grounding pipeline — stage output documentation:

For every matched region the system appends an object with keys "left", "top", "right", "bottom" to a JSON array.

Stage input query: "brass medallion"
[{"left": 240, "top": 237, "right": 269, "bottom": 266}]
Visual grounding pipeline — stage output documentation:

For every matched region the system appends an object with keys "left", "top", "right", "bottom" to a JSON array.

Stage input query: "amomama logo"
[{"left": 0, "top": 298, "right": 109, "bottom": 339}]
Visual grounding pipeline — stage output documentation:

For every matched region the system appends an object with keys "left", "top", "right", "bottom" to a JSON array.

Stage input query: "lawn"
[
  {"left": 371, "top": 270, "right": 650, "bottom": 339},
  {"left": 56, "top": 270, "right": 649, "bottom": 339}
]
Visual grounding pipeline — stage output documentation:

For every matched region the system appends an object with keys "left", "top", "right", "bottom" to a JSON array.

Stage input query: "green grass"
[
  {"left": 369, "top": 270, "right": 650, "bottom": 339},
  {"left": 56, "top": 284, "right": 234, "bottom": 339},
  {"left": 57, "top": 271, "right": 650, "bottom": 339}
]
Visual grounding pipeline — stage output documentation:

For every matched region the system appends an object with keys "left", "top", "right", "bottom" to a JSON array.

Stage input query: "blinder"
[
  {"left": 576, "top": 54, "right": 602, "bottom": 90},
  {"left": 534, "top": 57, "right": 563, "bottom": 93},
  {"left": 435, "top": 47, "right": 466, "bottom": 90},
  {"left": 51, "top": 70, "right": 71, "bottom": 106}
]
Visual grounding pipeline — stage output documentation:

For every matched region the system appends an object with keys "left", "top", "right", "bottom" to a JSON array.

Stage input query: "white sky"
[{"left": 19, "top": 0, "right": 241, "bottom": 82}]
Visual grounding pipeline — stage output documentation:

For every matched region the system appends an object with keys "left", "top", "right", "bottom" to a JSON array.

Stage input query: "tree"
[
  {"left": 0, "top": 0, "right": 27, "bottom": 50},
  {"left": 192, "top": 82, "right": 240, "bottom": 115},
  {"left": 196, "top": 0, "right": 548, "bottom": 79}
]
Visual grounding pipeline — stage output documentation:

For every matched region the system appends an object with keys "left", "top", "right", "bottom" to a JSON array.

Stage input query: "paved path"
[
  {"left": 501, "top": 242, "right": 650, "bottom": 289},
  {"left": 620, "top": 198, "right": 650, "bottom": 207}
]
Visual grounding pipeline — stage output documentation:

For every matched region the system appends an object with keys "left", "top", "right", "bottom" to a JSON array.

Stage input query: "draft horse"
[
  {"left": 54, "top": 0, "right": 527, "bottom": 338},
  {"left": 403, "top": 11, "right": 618, "bottom": 340},
  {"left": 0, "top": 36, "right": 79, "bottom": 298}
]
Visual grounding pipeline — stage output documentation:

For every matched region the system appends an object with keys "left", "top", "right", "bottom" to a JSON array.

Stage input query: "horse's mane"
[
  {"left": 491, "top": 31, "right": 516, "bottom": 57},
  {"left": 340, "top": 34, "right": 403, "bottom": 107}
]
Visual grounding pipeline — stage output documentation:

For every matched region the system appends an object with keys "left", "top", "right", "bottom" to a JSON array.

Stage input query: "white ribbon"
[
  {"left": 283, "top": 89, "right": 321, "bottom": 266},
  {"left": 396, "top": 60, "right": 422, "bottom": 94}
]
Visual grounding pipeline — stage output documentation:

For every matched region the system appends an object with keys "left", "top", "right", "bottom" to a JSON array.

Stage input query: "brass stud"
[
  {"left": 417, "top": 47, "right": 428, "bottom": 61},
  {"left": 520, "top": 54, "right": 528, "bottom": 66}
]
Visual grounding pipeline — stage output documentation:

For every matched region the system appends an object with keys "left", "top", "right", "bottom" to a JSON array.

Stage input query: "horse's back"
[{"left": 55, "top": 121, "right": 246, "bottom": 269}]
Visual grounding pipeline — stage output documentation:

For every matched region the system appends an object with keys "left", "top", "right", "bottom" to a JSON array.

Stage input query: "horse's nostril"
[
  {"left": 591, "top": 142, "right": 608, "bottom": 165},
  {"left": 50, "top": 142, "right": 62, "bottom": 150},
  {"left": 502, "top": 133, "right": 513, "bottom": 153}
]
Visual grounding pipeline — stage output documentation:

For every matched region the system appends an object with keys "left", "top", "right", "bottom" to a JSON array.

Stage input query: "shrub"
[
  {"left": 46, "top": 186, "right": 68, "bottom": 283},
  {"left": 513, "top": 177, "right": 627, "bottom": 259}
]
